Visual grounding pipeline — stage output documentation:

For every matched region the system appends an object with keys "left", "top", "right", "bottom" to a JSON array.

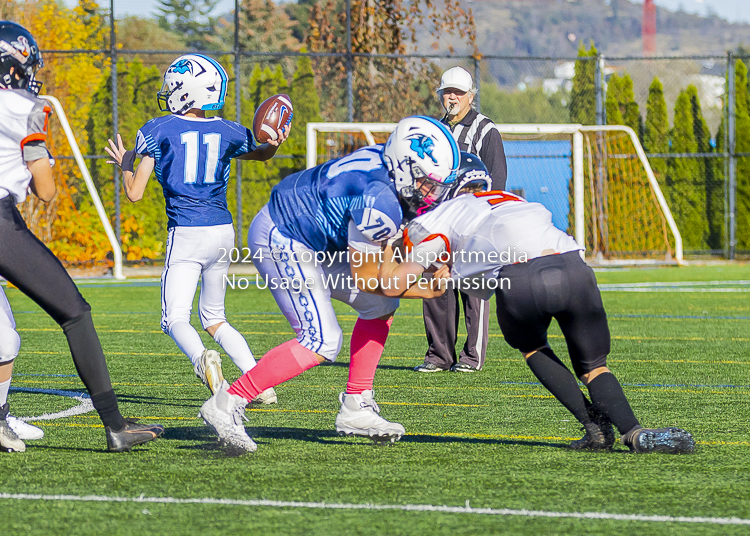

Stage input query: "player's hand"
[
  {"left": 104, "top": 134, "right": 126, "bottom": 166},
  {"left": 433, "top": 264, "right": 451, "bottom": 282},
  {"left": 266, "top": 124, "right": 290, "bottom": 147}
]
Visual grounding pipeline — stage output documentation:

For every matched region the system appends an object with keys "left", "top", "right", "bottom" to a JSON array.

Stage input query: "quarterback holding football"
[{"left": 105, "top": 54, "right": 288, "bottom": 404}]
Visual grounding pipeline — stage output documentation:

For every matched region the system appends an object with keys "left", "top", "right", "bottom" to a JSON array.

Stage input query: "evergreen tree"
[
  {"left": 605, "top": 73, "right": 624, "bottom": 125},
  {"left": 645, "top": 77, "right": 669, "bottom": 186},
  {"left": 734, "top": 60, "right": 750, "bottom": 250},
  {"left": 240, "top": 64, "right": 291, "bottom": 226},
  {"left": 686, "top": 84, "right": 720, "bottom": 250},
  {"left": 569, "top": 41, "right": 597, "bottom": 124},
  {"left": 87, "top": 58, "right": 167, "bottom": 260},
  {"left": 620, "top": 74, "right": 641, "bottom": 134},
  {"left": 286, "top": 51, "right": 323, "bottom": 169},
  {"left": 156, "top": 0, "right": 221, "bottom": 50},
  {"left": 668, "top": 90, "right": 706, "bottom": 250},
  {"left": 605, "top": 72, "right": 639, "bottom": 133}
]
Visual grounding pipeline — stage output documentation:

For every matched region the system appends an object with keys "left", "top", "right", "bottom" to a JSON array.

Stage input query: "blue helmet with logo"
[{"left": 383, "top": 115, "right": 460, "bottom": 219}]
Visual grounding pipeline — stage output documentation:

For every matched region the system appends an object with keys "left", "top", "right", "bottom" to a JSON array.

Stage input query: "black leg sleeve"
[
  {"left": 0, "top": 199, "right": 125, "bottom": 430},
  {"left": 526, "top": 348, "right": 592, "bottom": 425},
  {"left": 586, "top": 372, "right": 641, "bottom": 435}
]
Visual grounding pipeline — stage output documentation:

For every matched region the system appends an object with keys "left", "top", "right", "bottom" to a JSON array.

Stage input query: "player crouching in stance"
[
  {"left": 379, "top": 163, "right": 696, "bottom": 454},
  {"left": 198, "top": 116, "right": 459, "bottom": 452},
  {"left": 0, "top": 21, "right": 163, "bottom": 452},
  {"left": 106, "top": 55, "right": 286, "bottom": 404}
]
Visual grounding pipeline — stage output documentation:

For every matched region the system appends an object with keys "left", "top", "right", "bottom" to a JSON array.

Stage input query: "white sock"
[
  {"left": 0, "top": 377, "right": 10, "bottom": 407},
  {"left": 212, "top": 322, "right": 257, "bottom": 374},
  {"left": 168, "top": 321, "right": 206, "bottom": 367}
]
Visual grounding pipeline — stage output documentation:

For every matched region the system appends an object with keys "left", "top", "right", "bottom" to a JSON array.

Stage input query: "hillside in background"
[{"left": 467, "top": 0, "right": 750, "bottom": 57}]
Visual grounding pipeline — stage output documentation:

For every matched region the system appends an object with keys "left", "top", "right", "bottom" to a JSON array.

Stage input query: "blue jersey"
[
  {"left": 135, "top": 115, "right": 256, "bottom": 228},
  {"left": 268, "top": 145, "right": 402, "bottom": 252}
]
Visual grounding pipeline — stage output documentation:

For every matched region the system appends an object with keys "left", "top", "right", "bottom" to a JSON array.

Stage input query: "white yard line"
[
  {"left": 0, "top": 493, "right": 748, "bottom": 525},
  {"left": 9, "top": 387, "right": 94, "bottom": 421}
]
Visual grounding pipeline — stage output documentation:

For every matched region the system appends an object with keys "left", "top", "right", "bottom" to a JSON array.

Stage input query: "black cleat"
[
  {"left": 106, "top": 419, "right": 164, "bottom": 452},
  {"left": 570, "top": 406, "right": 615, "bottom": 451},
  {"left": 621, "top": 427, "right": 696, "bottom": 454},
  {"left": 450, "top": 363, "right": 480, "bottom": 373},
  {"left": 413, "top": 363, "right": 448, "bottom": 373},
  {"left": 570, "top": 422, "right": 610, "bottom": 450}
]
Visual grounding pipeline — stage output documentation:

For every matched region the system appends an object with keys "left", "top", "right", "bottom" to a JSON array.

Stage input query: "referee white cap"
[{"left": 438, "top": 66, "right": 474, "bottom": 93}]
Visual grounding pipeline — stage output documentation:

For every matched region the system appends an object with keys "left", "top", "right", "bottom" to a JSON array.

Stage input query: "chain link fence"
[{"left": 36, "top": 1, "right": 750, "bottom": 260}]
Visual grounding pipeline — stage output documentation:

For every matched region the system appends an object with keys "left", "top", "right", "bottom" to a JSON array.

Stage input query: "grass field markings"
[
  {"left": 16, "top": 372, "right": 78, "bottom": 377},
  {"left": 9, "top": 387, "right": 94, "bottom": 421},
  {"left": 1, "top": 494, "right": 749, "bottom": 526},
  {"left": 378, "top": 402, "right": 486, "bottom": 407},
  {"left": 602, "top": 280, "right": 750, "bottom": 288},
  {"left": 17, "top": 327, "right": 750, "bottom": 344},
  {"left": 610, "top": 313, "right": 750, "bottom": 320},
  {"left": 14, "top": 378, "right": 750, "bottom": 394},
  {"left": 248, "top": 408, "right": 328, "bottom": 414}
]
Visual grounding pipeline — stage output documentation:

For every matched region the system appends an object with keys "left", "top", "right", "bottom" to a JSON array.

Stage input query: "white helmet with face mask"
[
  {"left": 157, "top": 54, "right": 228, "bottom": 115},
  {"left": 383, "top": 115, "right": 461, "bottom": 220}
]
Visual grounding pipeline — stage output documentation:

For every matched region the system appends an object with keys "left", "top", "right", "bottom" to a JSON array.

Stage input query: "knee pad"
[
  {"left": 161, "top": 309, "right": 192, "bottom": 335},
  {"left": 299, "top": 324, "right": 343, "bottom": 362},
  {"left": 0, "top": 324, "right": 20, "bottom": 363}
]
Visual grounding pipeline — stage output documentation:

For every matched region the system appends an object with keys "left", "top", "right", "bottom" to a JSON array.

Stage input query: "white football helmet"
[
  {"left": 383, "top": 116, "right": 460, "bottom": 219},
  {"left": 157, "top": 54, "right": 228, "bottom": 114}
]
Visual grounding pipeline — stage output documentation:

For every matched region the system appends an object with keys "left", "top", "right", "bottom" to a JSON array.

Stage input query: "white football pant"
[
  {"left": 247, "top": 206, "right": 399, "bottom": 361},
  {"left": 161, "top": 224, "right": 256, "bottom": 373}
]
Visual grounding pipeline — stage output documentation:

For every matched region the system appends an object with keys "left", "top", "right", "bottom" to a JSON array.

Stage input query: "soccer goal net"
[{"left": 306, "top": 122, "right": 682, "bottom": 264}]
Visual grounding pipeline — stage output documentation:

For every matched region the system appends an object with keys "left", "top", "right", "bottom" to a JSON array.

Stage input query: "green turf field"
[{"left": 1, "top": 264, "right": 749, "bottom": 535}]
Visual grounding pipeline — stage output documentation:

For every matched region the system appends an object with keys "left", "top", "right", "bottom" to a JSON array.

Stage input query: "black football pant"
[
  {"left": 0, "top": 196, "right": 124, "bottom": 428},
  {"left": 422, "top": 288, "right": 490, "bottom": 370},
  {"left": 494, "top": 251, "right": 609, "bottom": 377}
]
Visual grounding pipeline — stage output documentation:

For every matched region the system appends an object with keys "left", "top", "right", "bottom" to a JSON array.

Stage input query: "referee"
[{"left": 415, "top": 66, "right": 508, "bottom": 373}]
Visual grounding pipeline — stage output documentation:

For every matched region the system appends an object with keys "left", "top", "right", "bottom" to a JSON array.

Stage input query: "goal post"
[
  {"left": 306, "top": 122, "right": 683, "bottom": 264},
  {"left": 41, "top": 95, "right": 124, "bottom": 279}
]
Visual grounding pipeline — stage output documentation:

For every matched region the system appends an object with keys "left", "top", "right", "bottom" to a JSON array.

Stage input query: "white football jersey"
[
  {"left": 405, "top": 191, "right": 582, "bottom": 299},
  {"left": 0, "top": 89, "right": 51, "bottom": 204}
]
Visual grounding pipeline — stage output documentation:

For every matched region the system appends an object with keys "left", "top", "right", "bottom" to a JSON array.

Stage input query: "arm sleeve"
[
  {"left": 479, "top": 128, "right": 508, "bottom": 191},
  {"left": 349, "top": 180, "right": 402, "bottom": 242},
  {"left": 21, "top": 99, "right": 52, "bottom": 162},
  {"left": 347, "top": 220, "right": 384, "bottom": 255},
  {"left": 227, "top": 126, "right": 257, "bottom": 159},
  {"left": 134, "top": 129, "right": 151, "bottom": 157}
]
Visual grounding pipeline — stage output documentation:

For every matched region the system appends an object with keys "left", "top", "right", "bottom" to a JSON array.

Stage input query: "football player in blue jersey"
[
  {"left": 197, "top": 116, "right": 460, "bottom": 452},
  {"left": 105, "top": 54, "right": 287, "bottom": 404}
]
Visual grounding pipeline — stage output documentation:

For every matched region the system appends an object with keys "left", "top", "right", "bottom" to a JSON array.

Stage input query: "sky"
[{"left": 64, "top": 0, "right": 750, "bottom": 25}]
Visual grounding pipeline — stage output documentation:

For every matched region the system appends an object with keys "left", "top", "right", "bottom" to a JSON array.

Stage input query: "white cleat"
[
  {"left": 335, "top": 390, "right": 405, "bottom": 445},
  {"left": 251, "top": 387, "right": 278, "bottom": 405},
  {"left": 7, "top": 415, "right": 44, "bottom": 440},
  {"left": 198, "top": 381, "right": 257, "bottom": 453},
  {"left": 194, "top": 349, "right": 225, "bottom": 395}
]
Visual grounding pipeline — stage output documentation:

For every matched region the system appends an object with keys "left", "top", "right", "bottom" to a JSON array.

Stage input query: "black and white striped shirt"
[{"left": 442, "top": 109, "right": 508, "bottom": 190}]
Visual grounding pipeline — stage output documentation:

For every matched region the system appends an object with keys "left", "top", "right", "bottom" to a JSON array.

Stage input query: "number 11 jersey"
[{"left": 135, "top": 115, "right": 256, "bottom": 228}]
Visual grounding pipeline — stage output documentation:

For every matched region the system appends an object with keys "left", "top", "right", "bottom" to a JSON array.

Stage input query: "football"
[{"left": 252, "top": 94, "right": 293, "bottom": 143}]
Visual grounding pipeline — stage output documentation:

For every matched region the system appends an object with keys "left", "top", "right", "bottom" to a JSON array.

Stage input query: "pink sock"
[
  {"left": 228, "top": 339, "right": 321, "bottom": 401},
  {"left": 346, "top": 317, "right": 393, "bottom": 394}
]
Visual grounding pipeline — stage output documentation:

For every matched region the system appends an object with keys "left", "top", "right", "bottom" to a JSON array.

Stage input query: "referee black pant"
[
  {"left": 0, "top": 196, "right": 124, "bottom": 429},
  {"left": 422, "top": 288, "right": 490, "bottom": 370}
]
